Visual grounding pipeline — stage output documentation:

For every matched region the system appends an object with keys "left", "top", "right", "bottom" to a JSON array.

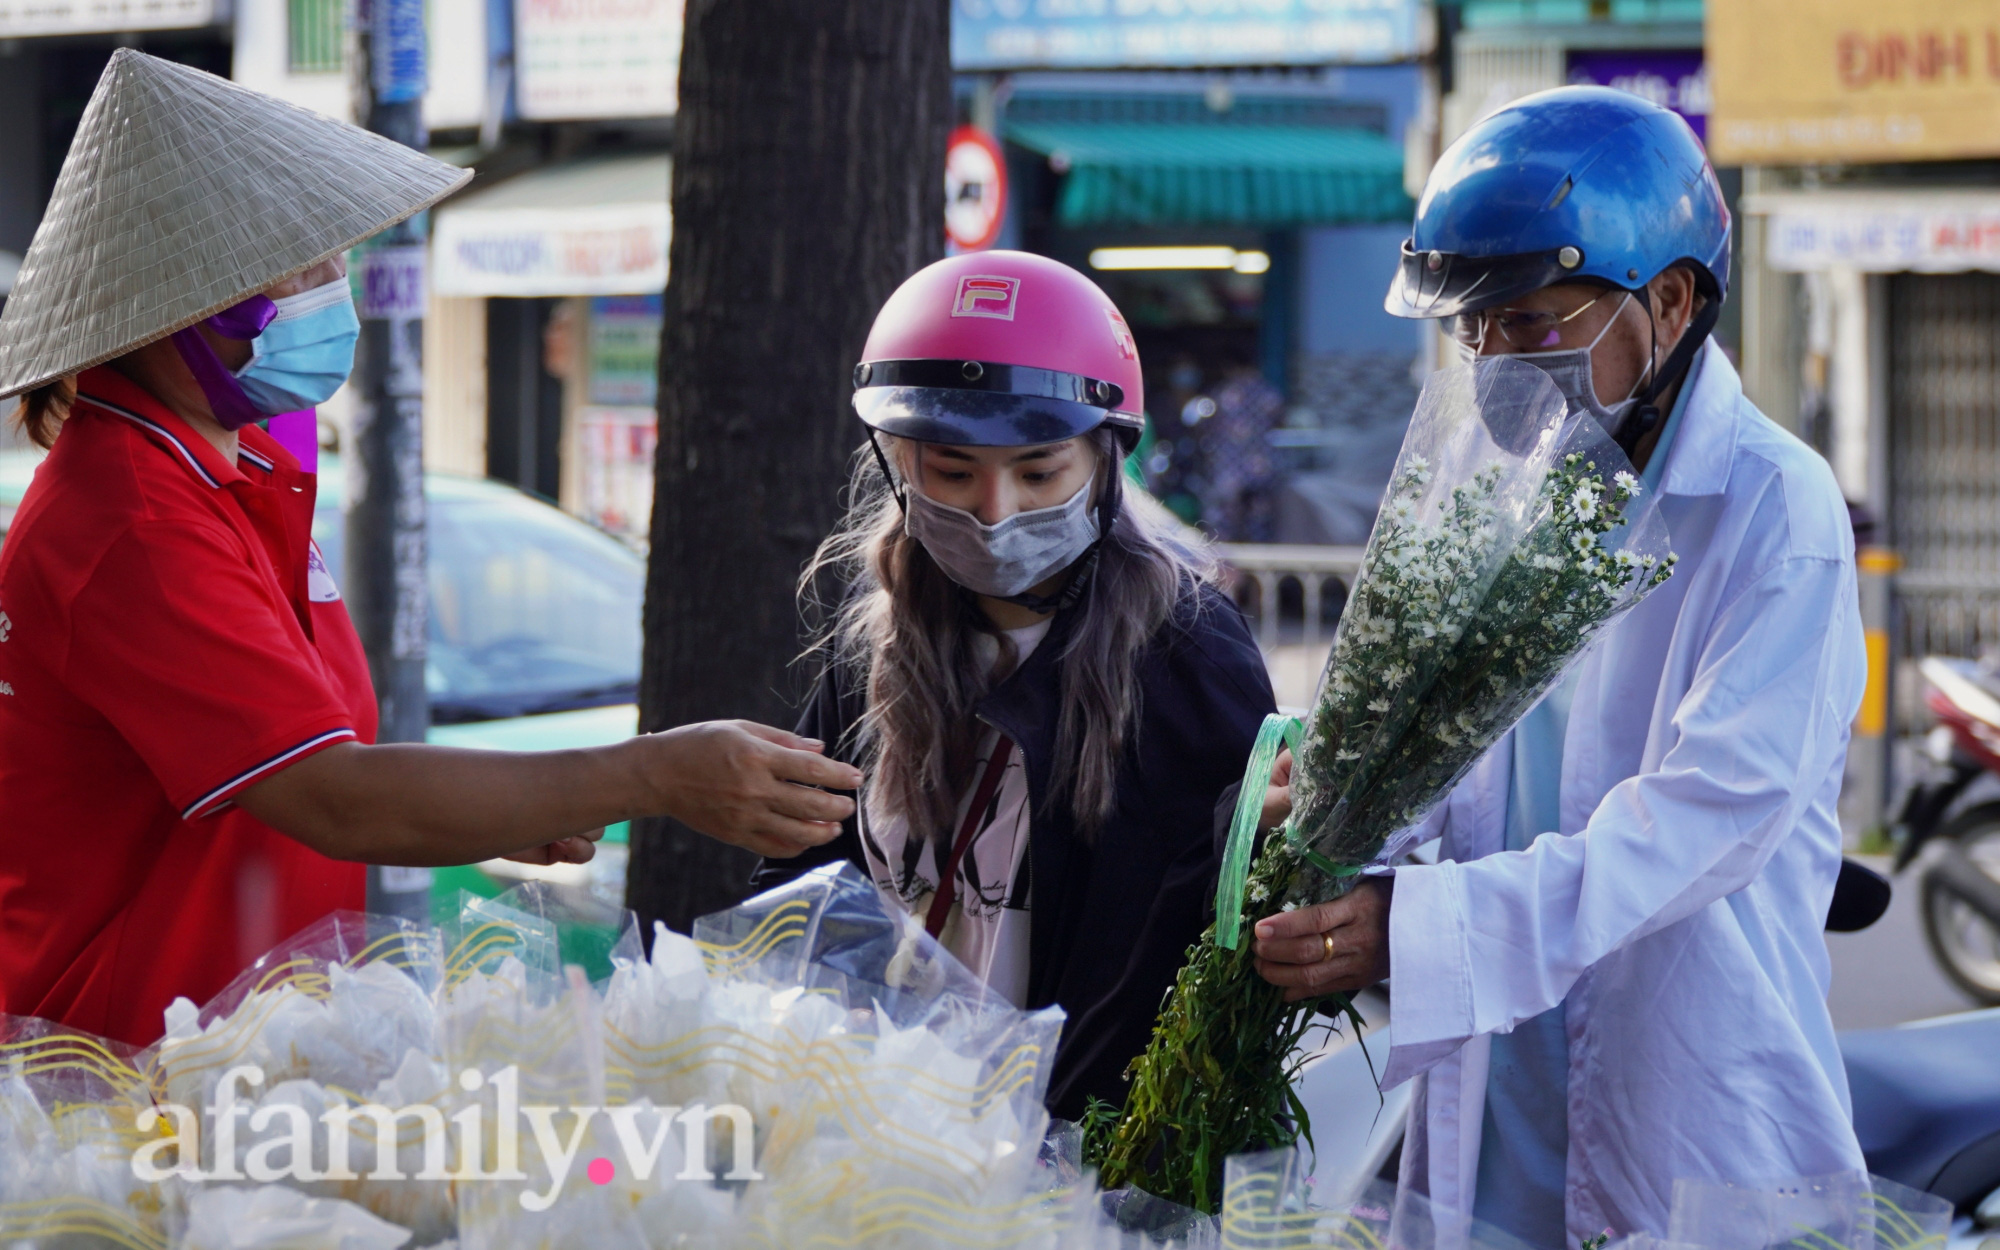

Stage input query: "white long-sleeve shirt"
[{"left": 1380, "top": 342, "right": 1868, "bottom": 1245}]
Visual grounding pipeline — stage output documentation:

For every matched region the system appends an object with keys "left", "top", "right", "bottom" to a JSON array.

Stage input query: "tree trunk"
[{"left": 629, "top": 0, "right": 950, "bottom": 936}]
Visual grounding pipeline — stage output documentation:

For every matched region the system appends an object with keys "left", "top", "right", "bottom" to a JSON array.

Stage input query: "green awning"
[{"left": 1004, "top": 121, "right": 1413, "bottom": 229}]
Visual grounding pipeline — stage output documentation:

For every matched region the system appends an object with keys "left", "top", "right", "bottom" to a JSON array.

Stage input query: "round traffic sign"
[{"left": 945, "top": 125, "right": 1008, "bottom": 251}]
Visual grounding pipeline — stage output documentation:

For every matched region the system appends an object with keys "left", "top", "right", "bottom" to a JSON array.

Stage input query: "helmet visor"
[
  {"left": 853, "top": 385, "right": 1116, "bottom": 448},
  {"left": 1386, "top": 239, "right": 1589, "bottom": 320}
]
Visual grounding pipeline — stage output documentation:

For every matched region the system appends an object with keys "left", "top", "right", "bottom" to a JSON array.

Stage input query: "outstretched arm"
[{"left": 239, "top": 720, "right": 861, "bottom": 867}]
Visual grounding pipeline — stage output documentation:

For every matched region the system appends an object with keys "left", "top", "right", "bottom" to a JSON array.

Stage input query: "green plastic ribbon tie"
[
  {"left": 1215, "top": 713, "right": 1301, "bottom": 950},
  {"left": 1292, "top": 843, "right": 1364, "bottom": 882}
]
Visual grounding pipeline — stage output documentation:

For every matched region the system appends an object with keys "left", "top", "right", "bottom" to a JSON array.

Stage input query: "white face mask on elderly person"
[{"left": 1447, "top": 286, "right": 1652, "bottom": 445}]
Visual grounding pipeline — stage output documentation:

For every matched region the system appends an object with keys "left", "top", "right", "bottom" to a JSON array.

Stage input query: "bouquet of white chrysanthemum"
[{"left": 1088, "top": 357, "right": 1677, "bottom": 1211}]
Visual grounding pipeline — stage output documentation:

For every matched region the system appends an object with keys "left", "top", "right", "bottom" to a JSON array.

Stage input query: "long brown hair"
[
  {"left": 802, "top": 428, "right": 1215, "bottom": 840},
  {"left": 11, "top": 377, "right": 75, "bottom": 450}
]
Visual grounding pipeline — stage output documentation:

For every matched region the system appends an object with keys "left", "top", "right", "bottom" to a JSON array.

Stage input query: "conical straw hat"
[{"left": 0, "top": 49, "right": 472, "bottom": 399}]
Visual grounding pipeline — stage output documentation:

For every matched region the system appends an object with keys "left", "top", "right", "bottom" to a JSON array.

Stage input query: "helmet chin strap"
[
  {"left": 1614, "top": 285, "right": 1721, "bottom": 460},
  {"left": 868, "top": 431, "right": 907, "bottom": 512}
]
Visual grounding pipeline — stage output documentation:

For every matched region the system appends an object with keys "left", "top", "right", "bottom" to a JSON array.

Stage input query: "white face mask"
[
  {"left": 903, "top": 470, "right": 1102, "bottom": 599},
  {"left": 1454, "top": 292, "right": 1652, "bottom": 441}
]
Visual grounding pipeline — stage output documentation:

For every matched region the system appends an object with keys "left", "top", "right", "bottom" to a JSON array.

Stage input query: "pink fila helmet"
[{"left": 852, "top": 251, "right": 1146, "bottom": 451}]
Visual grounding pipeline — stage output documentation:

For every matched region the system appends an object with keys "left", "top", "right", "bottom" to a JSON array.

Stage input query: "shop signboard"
[
  {"left": 372, "top": 0, "right": 429, "bottom": 105},
  {"left": 577, "top": 406, "right": 658, "bottom": 541},
  {"left": 0, "top": 0, "right": 212, "bottom": 36},
  {"left": 515, "top": 0, "right": 683, "bottom": 120},
  {"left": 588, "top": 296, "right": 663, "bottom": 407},
  {"left": 355, "top": 244, "right": 429, "bottom": 319},
  {"left": 1749, "top": 191, "right": 2000, "bottom": 273},
  {"left": 1567, "top": 49, "right": 1708, "bottom": 144},
  {"left": 951, "top": 0, "right": 1423, "bottom": 70},
  {"left": 1710, "top": 0, "right": 2000, "bottom": 164},
  {"left": 432, "top": 202, "right": 670, "bottom": 297}
]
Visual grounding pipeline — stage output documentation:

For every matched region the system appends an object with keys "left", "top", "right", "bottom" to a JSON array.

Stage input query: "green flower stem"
[{"left": 1089, "top": 841, "right": 1358, "bottom": 1211}]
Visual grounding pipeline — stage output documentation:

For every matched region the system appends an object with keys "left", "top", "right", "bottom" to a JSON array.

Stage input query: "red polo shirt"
[{"left": 0, "top": 368, "right": 371, "bottom": 1046}]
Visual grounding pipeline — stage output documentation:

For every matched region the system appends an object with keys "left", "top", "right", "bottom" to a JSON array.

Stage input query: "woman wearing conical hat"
[{"left": 0, "top": 51, "right": 858, "bottom": 1046}]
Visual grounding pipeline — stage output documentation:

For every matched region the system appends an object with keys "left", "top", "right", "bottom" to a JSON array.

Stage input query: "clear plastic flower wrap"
[
  {"left": 1281, "top": 358, "right": 1673, "bottom": 888},
  {"left": 1092, "top": 357, "right": 1678, "bottom": 1209},
  {"left": 0, "top": 1014, "right": 175, "bottom": 1250},
  {"left": 137, "top": 913, "right": 457, "bottom": 1245},
  {"left": 1662, "top": 1172, "right": 1951, "bottom": 1250},
  {"left": 1214, "top": 1149, "right": 1536, "bottom": 1250}
]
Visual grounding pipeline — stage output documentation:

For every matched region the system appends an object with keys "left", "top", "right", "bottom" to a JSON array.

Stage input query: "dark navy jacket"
[{"left": 749, "top": 584, "right": 1275, "bottom": 1121}]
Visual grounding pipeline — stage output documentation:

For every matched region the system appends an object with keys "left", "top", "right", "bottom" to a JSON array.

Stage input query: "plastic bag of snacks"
[
  {"left": 1213, "top": 1149, "right": 1539, "bottom": 1250},
  {"left": 183, "top": 1185, "right": 416, "bottom": 1250}
]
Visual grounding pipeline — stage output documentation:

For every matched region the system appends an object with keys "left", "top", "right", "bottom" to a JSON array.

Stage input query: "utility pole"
[{"left": 348, "top": 0, "right": 434, "bottom": 921}]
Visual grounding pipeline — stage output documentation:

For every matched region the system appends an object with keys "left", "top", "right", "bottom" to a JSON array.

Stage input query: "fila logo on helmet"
[
  {"left": 1106, "top": 310, "right": 1137, "bottom": 361},
  {"left": 952, "top": 275, "right": 1020, "bottom": 321}
]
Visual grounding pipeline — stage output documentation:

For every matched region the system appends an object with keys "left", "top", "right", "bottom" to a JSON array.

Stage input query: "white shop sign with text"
[
  {"left": 1752, "top": 192, "right": 2000, "bottom": 273},
  {"left": 515, "top": 0, "right": 684, "bottom": 120},
  {"left": 431, "top": 203, "right": 670, "bottom": 298},
  {"left": 0, "top": 0, "right": 211, "bottom": 36}
]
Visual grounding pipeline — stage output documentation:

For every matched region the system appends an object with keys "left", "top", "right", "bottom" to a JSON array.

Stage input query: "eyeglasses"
[{"left": 1445, "top": 287, "right": 1617, "bottom": 351}]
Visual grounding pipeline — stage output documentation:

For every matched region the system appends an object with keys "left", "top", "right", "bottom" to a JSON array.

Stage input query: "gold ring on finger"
[{"left": 1321, "top": 932, "right": 1336, "bottom": 963}]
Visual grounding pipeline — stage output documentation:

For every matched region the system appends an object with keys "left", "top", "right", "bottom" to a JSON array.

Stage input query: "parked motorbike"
[
  {"left": 1890, "top": 656, "right": 2000, "bottom": 1005},
  {"left": 1843, "top": 1007, "right": 2000, "bottom": 1216}
]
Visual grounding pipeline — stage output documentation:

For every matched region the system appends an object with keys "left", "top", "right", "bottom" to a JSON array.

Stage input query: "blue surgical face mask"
[{"left": 234, "top": 279, "right": 360, "bottom": 415}]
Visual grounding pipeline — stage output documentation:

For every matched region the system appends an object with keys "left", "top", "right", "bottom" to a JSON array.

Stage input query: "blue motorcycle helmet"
[{"left": 1388, "top": 86, "right": 1731, "bottom": 451}]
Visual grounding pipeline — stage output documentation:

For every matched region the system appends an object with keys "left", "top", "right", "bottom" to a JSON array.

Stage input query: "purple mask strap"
[
  {"left": 209, "top": 295, "right": 278, "bottom": 340},
  {"left": 168, "top": 296, "right": 279, "bottom": 433},
  {"left": 171, "top": 328, "right": 265, "bottom": 432}
]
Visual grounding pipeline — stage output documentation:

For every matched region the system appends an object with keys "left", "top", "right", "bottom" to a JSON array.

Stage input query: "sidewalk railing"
[{"left": 1214, "top": 543, "right": 1366, "bottom": 653}]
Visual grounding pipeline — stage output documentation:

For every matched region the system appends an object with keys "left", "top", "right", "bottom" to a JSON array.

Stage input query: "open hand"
[
  {"left": 1251, "top": 877, "right": 1392, "bottom": 1001},
  {"left": 645, "top": 720, "right": 863, "bottom": 859}
]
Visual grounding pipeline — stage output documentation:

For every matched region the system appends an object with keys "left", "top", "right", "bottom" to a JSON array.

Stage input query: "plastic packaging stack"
[
  {"left": 149, "top": 914, "right": 456, "bottom": 1244},
  {"left": 0, "top": 865, "right": 1204, "bottom": 1249}
]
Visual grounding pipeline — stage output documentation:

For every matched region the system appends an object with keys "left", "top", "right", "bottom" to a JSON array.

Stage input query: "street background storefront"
[
  {"left": 429, "top": 153, "right": 670, "bottom": 544},
  {"left": 1699, "top": 1, "right": 2000, "bottom": 848},
  {"left": 991, "top": 74, "right": 1426, "bottom": 544}
]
